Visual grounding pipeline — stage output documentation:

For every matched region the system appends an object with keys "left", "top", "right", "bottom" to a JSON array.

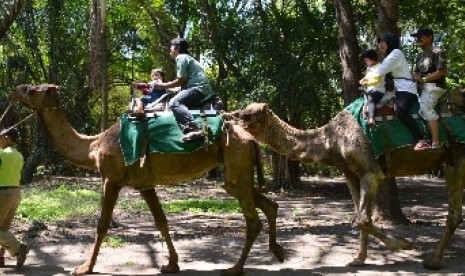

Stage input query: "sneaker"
[
  {"left": 181, "top": 130, "right": 205, "bottom": 141},
  {"left": 15, "top": 243, "right": 30, "bottom": 269},
  {"left": 414, "top": 141, "right": 431, "bottom": 151}
]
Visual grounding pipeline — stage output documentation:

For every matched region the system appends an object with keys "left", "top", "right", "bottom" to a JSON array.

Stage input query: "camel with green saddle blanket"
[
  {"left": 9, "top": 84, "right": 285, "bottom": 276},
  {"left": 223, "top": 88, "right": 465, "bottom": 270}
]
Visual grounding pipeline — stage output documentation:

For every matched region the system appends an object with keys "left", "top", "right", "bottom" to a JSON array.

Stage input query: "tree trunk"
[
  {"left": 90, "top": 0, "right": 109, "bottom": 130},
  {"left": 271, "top": 152, "right": 300, "bottom": 190},
  {"left": 0, "top": 0, "right": 24, "bottom": 39},
  {"left": 371, "top": 0, "right": 407, "bottom": 223},
  {"left": 333, "top": 0, "right": 362, "bottom": 104},
  {"left": 371, "top": 0, "right": 400, "bottom": 36},
  {"left": 373, "top": 177, "right": 408, "bottom": 223},
  {"left": 21, "top": 120, "right": 49, "bottom": 184}
]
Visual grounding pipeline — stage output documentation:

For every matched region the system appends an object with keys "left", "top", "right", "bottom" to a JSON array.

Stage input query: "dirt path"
[{"left": 1, "top": 176, "right": 465, "bottom": 275}]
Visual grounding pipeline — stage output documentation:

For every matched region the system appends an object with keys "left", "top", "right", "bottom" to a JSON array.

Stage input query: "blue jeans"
[{"left": 169, "top": 87, "right": 206, "bottom": 132}]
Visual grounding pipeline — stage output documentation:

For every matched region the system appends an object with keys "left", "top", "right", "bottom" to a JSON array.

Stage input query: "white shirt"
[{"left": 374, "top": 49, "right": 417, "bottom": 95}]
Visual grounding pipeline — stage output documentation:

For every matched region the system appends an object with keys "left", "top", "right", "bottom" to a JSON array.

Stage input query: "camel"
[
  {"left": 224, "top": 98, "right": 465, "bottom": 269},
  {"left": 9, "top": 84, "right": 285, "bottom": 275}
]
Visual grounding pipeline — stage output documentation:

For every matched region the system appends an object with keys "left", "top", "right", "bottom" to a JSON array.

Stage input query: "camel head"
[
  {"left": 10, "top": 84, "right": 61, "bottom": 111},
  {"left": 223, "top": 103, "right": 271, "bottom": 135}
]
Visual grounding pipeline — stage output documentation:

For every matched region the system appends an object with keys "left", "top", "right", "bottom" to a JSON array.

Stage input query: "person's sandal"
[{"left": 414, "top": 141, "right": 431, "bottom": 151}]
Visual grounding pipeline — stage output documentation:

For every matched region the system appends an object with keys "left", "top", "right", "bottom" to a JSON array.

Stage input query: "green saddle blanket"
[
  {"left": 345, "top": 98, "right": 465, "bottom": 157},
  {"left": 119, "top": 112, "right": 223, "bottom": 166}
]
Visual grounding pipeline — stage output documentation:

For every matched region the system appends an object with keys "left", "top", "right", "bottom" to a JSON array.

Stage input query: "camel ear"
[{"left": 262, "top": 103, "right": 270, "bottom": 113}]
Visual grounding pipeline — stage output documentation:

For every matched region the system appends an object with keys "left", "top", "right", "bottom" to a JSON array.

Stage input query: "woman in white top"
[{"left": 367, "top": 33, "right": 429, "bottom": 150}]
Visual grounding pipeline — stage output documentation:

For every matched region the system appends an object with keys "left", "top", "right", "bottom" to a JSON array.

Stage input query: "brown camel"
[
  {"left": 224, "top": 99, "right": 465, "bottom": 270},
  {"left": 10, "top": 84, "right": 285, "bottom": 275}
]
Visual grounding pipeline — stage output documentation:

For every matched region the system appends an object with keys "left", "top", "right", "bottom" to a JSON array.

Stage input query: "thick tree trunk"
[
  {"left": 271, "top": 152, "right": 300, "bottom": 190},
  {"left": 333, "top": 0, "right": 362, "bottom": 104},
  {"left": 90, "top": 0, "right": 109, "bottom": 130},
  {"left": 371, "top": 0, "right": 406, "bottom": 223},
  {"left": 373, "top": 177, "right": 408, "bottom": 223},
  {"left": 371, "top": 0, "right": 400, "bottom": 36}
]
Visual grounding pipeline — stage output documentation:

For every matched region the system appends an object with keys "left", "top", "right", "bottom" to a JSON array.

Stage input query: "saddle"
[{"left": 362, "top": 91, "right": 398, "bottom": 122}]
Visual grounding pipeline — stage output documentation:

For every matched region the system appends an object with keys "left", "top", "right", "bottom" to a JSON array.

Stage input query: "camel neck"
[
  {"left": 256, "top": 113, "right": 330, "bottom": 164},
  {"left": 39, "top": 108, "right": 98, "bottom": 170}
]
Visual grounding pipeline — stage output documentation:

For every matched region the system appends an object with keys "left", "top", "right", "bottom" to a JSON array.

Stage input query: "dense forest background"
[{"left": 1, "top": 0, "right": 464, "bottom": 186}]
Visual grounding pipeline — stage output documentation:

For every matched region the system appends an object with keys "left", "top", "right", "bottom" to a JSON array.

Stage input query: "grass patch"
[
  {"left": 103, "top": 236, "right": 124, "bottom": 248},
  {"left": 18, "top": 184, "right": 242, "bottom": 222},
  {"left": 118, "top": 198, "right": 241, "bottom": 214},
  {"left": 18, "top": 184, "right": 100, "bottom": 221}
]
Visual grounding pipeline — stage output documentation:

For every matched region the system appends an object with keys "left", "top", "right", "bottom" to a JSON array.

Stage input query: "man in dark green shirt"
[
  {"left": 154, "top": 38, "right": 214, "bottom": 141},
  {"left": 412, "top": 27, "right": 447, "bottom": 149}
]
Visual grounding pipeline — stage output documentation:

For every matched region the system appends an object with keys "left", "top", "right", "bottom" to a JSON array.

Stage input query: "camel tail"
[{"left": 253, "top": 141, "right": 266, "bottom": 192}]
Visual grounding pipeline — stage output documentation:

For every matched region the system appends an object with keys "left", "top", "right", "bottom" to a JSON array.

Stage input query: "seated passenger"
[
  {"left": 132, "top": 68, "right": 166, "bottom": 114},
  {"left": 152, "top": 38, "right": 214, "bottom": 141},
  {"left": 359, "top": 48, "right": 386, "bottom": 127},
  {"left": 411, "top": 28, "right": 447, "bottom": 149}
]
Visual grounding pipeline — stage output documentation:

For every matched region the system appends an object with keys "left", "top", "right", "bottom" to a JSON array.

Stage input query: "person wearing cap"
[
  {"left": 361, "top": 33, "right": 429, "bottom": 150},
  {"left": 152, "top": 37, "right": 214, "bottom": 141},
  {"left": 0, "top": 127, "right": 29, "bottom": 269},
  {"left": 411, "top": 27, "right": 447, "bottom": 149}
]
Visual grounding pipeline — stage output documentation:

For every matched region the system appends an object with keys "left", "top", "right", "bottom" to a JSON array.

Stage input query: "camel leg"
[
  {"left": 139, "top": 189, "right": 179, "bottom": 273},
  {"left": 254, "top": 190, "right": 285, "bottom": 262},
  {"left": 73, "top": 180, "right": 122, "bottom": 275},
  {"left": 424, "top": 161, "right": 465, "bottom": 269},
  {"left": 345, "top": 171, "right": 412, "bottom": 266},
  {"left": 222, "top": 183, "right": 262, "bottom": 276},
  {"left": 344, "top": 172, "right": 369, "bottom": 265}
]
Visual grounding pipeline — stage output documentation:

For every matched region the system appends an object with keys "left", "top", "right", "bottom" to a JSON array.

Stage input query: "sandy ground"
[{"left": 1, "top": 175, "right": 464, "bottom": 276}]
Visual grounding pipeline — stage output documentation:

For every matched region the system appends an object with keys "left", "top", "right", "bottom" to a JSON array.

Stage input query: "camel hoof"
[
  {"left": 270, "top": 243, "right": 285, "bottom": 262},
  {"left": 220, "top": 265, "right": 244, "bottom": 276},
  {"left": 160, "top": 263, "right": 180, "bottom": 273},
  {"left": 72, "top": 264, "right": 92, "bottom": 275},
  {"left": 347, "top": 258, "right": 366, "bottom": 266}
]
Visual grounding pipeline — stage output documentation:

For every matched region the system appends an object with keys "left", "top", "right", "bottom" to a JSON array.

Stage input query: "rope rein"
[
  {"left": 0, "top": 102, "right": 12, "bottom": 124},
  {"left": 0, "top": 99, "right": 37, "bottom": 130}
]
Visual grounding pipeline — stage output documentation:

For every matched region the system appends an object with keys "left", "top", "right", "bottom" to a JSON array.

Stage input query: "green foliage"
[
  {"left": 17, "top": 185, "right": 100, "bottom": 221},
  {"left": 18, "top": 184, "right": 242, "bottom": 224},
  {"left": 118, "top": 198, "right": 241, "bottom": 214},
  {"left": 2, "top": 0, "right": 465, "bottom": 179},
  {"left": 103, "top": 236, "right": 125, "bottom": 248}
]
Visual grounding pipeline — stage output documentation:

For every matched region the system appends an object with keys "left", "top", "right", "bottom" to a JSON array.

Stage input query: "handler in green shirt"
[
  {"left": 154, "top": 37, "right": 214, "bottom": 141},
  {"left": 0, "top": 127, "right": 29, "bottom": 269}
]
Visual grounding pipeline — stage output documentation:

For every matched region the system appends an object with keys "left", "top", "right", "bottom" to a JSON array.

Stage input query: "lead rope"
[
  {"left": 1, "top": 100, "right": 36, "bottom": 129},
  {"left": 0, "top": 102, "right": 12, "bottom": 125},
  {"left": 9, "top": 112, "right": 36, "bottom": 129}
]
